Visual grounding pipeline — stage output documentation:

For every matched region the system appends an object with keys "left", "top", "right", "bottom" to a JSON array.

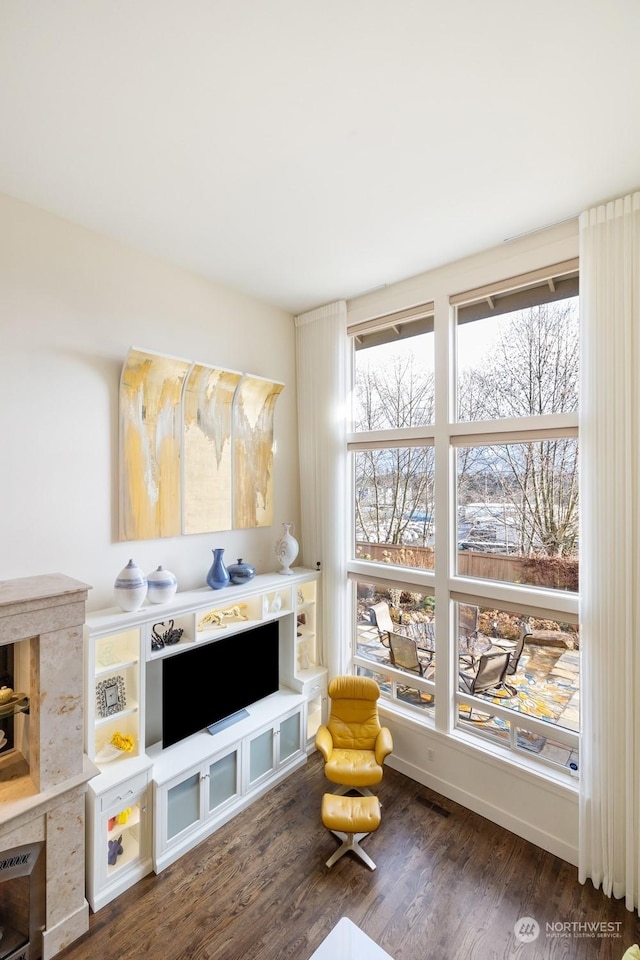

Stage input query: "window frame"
[{"left": 346, "top": 262, "right": 580, "bottom": 780}]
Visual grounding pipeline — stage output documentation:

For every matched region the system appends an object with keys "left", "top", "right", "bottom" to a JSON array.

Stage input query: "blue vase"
[
  {"left": 227, "top": 558, "right": 256, "bottom": 585},
  {"left": 207, "top": 548, "right": 230, "bottom": 590}
]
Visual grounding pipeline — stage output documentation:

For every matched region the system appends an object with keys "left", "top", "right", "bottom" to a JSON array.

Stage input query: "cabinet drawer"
[
  {"left": 304, "top": 678, "right": 326, "bottom": 697},
  {"left": 100, "top": 773, "right": 149, "bottom": 811}
]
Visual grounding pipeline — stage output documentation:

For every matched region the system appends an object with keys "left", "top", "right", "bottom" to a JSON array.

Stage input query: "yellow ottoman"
[{"left": 321, "top": 793, "right": 381, "bottom": 870}]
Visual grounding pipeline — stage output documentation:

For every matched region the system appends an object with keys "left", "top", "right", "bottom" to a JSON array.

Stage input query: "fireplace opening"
[{"left": 0, "top": 842, "right": 44, "bottom": 960}]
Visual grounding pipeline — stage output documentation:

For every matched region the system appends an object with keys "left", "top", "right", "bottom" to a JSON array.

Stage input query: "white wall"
[{"left": 0, "top": 193, "right": 299, "bottom": 611}]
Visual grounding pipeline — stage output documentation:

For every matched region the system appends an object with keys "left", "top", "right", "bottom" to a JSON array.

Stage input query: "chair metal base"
[
  {"left": 458, "top": 703, "right": 497, "bottom": 723},
  {"left": 326, "top": 829, "right": 376, "bottom": 870}
]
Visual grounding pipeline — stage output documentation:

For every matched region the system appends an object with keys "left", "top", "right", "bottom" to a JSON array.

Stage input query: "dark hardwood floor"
[{"left": 60, "top": 753, "right": 639, "bottom": 960}]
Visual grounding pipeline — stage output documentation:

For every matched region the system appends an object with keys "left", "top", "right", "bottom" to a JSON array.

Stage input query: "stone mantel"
[
  {"left": 0, "top": 572, "right": 94, "bottom": 960},
  {"left": 0, "top": 573, "right": 90, "bottom": 647}
]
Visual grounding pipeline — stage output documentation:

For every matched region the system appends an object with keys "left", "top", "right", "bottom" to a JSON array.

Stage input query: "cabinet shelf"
[
  {"left": 95, "top": 704, "right": 139, "bottom": 728},
  {"left": 108, "top": 806, "right": 141, "bottom": 840},
  {"left": 95, "top": 659, "right": 138, "bottom": 679}
]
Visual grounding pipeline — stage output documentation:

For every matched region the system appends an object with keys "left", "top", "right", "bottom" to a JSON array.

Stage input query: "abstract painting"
[
  {"left": 233, "top": 375, "right": 285, "bottom": 529},
  {"left": 182, "top": 363, "right": 242, "bottom": 535},
  {"left": 119, "top": 349, "right": 191, "bottom": 540},
  {"left": 119, "top": 349, "right": 283, "bottom": 540}
]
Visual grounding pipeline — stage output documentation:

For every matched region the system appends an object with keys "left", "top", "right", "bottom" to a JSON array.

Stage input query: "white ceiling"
[{"left": 1, "top": 1, "right": 639, "bottom": 315}]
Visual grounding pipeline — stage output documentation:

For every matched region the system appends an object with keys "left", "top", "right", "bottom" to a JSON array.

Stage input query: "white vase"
[
  {"left": 114, "top": 559, "right": 147, "bottom": 612},
  {"left": 146, "top": 565, "right": 178, "bottom": 604},
  {"left": 275, "top": 522, "right": 299, "bottom": 576}
]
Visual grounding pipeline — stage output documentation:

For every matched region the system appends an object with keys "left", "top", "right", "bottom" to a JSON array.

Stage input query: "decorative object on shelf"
[
  {"left": 298, "top": 640, "right": 311, "bottom": 670},
  {"left": 96, "top": 675, "right": 127, "bottom": 718},
  {"left": 110, "top": 731, "right": 135, "bottom": 752},
  {"left": 197, "top": 603, "right": 248, "bottom": 631},
  {"left": 206, "top": 548, "right": 231, "bottom": 590},
  {"left": 108, "top": 835, "right": 124, "bottom": 866},
  {"left": 98, "top": 641, "right": 117, "bottom": 667},
  {"left": 275, "top": 522, "right": 299, "bottom": 575},
  {"left": 0, "top": 729, "right": 6, "bottom": 751},
  {"left": 297, "top": 589, "right": 304, "bottom": 605},
  {"left": 151, "top": 619, "right": 184, "bottom": 651},
  {"left": 114, "top": 559, "right": 147, "bottom": 612},
  {"left": 297, "top": 612, "right": 306, "bottom": 636},
  {"left": 0, "top": 686, "right": 14, "bottom": 705},
  {"left": 0, "top": 692, "right": 29, "bottom": 719},
  {"left": 146, "top": 566, "right": 178, "bottom": 604},
  {"left": 95, "top": 743, "right": 121, "bottom": 763},
  {"left": 116, "top": 807, "right": 132, "bottom": 825},
  {"left": 270, "top": 594, "right": 282, "bottom": 613},
  {"left": 227, "top": 558, "right": 256, "bottom": 585},
  {"left": 95, "top": 730, "right": 135, "bottom": 763}
]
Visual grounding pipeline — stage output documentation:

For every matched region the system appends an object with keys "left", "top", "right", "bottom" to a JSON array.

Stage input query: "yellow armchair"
[{"left": 315, "top": 676, "right": 393, "bottom": 794}]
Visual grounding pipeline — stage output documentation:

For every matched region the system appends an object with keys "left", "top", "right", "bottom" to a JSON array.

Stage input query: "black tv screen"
[{"left": 161, "top": 620, "right": 279, "bottom": 748}]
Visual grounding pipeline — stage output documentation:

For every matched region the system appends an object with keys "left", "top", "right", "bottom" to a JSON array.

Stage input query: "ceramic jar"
[
  {"left": 275, "top": 522, "right": 299, "bottom": 576},
  {"left": 146, "top": 565, "right": 178, "bottom": 604},
  {"left": 207, "top": 548, "right": 230, "bottom": 590},
  {"left": 114, "top": 559, "right": 147, "bottom": 612},
  {"left": 227, "top": 558, "right": 256, "bottom": 585}
]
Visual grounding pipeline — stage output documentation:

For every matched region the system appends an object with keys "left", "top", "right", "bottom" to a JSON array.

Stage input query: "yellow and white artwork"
[
  {"left": 119, "top": 349, "right": 191, "bottom": 541},
  {"left": 119, "top": 349, "right": 283, "bottom": 540},
  {"left": 233, "top": 375, "right": 284, "bottom": 529},
  {"left": 183, "top": 363, "right": 242, "bottom": 535}
]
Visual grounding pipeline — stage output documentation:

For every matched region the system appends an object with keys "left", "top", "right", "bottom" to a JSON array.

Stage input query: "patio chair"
[
  {"left": 458, "top": 649, "right": 511, "bottom": 722},
  {"left": 459, "top": 603, "right": 479, "bottom": 651},
  {"left": 491, "top": 620, "right": 532, "bottom": 695},
  {"left": 388, "top": 631, "right": 433, "bottom": 677},
  {"left": 369, "top": 601, "right": 397, "bottom": 648}
]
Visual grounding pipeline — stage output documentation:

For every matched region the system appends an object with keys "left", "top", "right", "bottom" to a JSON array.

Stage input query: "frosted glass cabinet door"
[
  {"left": 208, "top": 750, "right": 240, "bottom": 813},
  {"left": 249, "top": 729, "right": 275, "bottom": 785},
  {"left": 279, "top": 712, "right": 301, "bottom": 763},
  {"left": 167, "top": 772, "right": 201, "bottom": 839}
]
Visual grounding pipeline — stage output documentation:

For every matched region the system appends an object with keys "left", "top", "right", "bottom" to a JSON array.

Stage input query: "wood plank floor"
[{"left": 59, "top": 753, "right": 639, "bottom": 960}]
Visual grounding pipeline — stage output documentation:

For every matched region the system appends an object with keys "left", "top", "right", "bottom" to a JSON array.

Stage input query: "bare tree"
[
  {"left": 354, "top": 352, "right": 435, "bottom": 546},
  {"left": 457, "top": 300, "right": 579, "bottom": 556},
  {"left": 353, "top": 300, "right": 579, "bottom": 558}
]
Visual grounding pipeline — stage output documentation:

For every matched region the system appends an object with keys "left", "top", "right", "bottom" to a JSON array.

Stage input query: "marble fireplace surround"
[{"left": 0, "top": 574, "right": 97, "bottom": 960}]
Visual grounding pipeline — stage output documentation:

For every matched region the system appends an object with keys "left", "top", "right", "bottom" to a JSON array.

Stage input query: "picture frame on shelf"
[{"left": 96, "top": 675, "right": 127, "bottom": 718}]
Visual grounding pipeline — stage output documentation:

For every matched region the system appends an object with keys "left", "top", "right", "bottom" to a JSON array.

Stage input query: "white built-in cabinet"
[
  {"left": 84, "top": 569, "right": 325, "bottom": 910},
  {"left": 151, "top": 694, "right": 305, "bottom": 871}
]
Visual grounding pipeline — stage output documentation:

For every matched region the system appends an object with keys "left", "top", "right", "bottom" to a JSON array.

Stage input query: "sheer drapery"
[
  {"left": 295, "top": 301, "right": 349, "bottom": 678},
  {"left": 579, "top": 192, "right": 640, "bottom": 910}
]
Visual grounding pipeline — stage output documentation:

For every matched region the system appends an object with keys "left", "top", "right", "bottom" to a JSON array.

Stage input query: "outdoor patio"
[{"left": 356, "top": 617, "right": 580, "bottom": 771}]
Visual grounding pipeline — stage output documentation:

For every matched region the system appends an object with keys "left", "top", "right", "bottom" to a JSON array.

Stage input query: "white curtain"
[
  {"left": 579, "top": 192, "right": 640, "bottom": 910},
  {"left": 295, "top": 301, "right": 350, "bottom": 678}
]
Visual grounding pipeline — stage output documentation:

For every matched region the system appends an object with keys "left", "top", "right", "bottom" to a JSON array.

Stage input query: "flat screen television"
[{"left": 161, "top": 620, "right": 280, "bottom": 749}]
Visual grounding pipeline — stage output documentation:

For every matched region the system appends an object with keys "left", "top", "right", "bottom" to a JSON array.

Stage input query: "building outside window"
[{"left": 347, "top": 262, "right": 579, "bottom": 778}]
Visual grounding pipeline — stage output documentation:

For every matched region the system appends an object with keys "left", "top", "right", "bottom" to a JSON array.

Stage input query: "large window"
[{"left": 348, "top": 265, "right": 580, "bottom": 778}]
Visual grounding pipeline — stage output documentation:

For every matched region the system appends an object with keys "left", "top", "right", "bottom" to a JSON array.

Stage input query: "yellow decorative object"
[
  {"left": 0, "top": 687, "right": 14, "bottom": 705},
  {"left": 110, "top": 731, "right": 135, "bottom": 753},
  {"left": 197, "top": 603, "right": 249, "bottom": 631},
  {"left": 116, "top": 808, "right": 132, "bottom": 825}
]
